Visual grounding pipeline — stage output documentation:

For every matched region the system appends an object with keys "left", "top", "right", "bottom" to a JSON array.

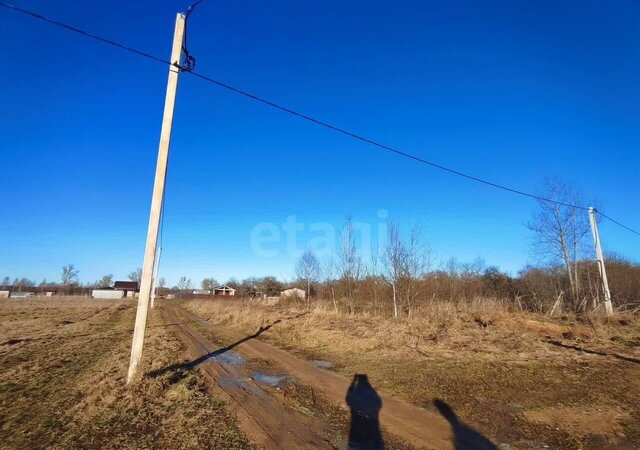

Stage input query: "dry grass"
[
  {"left": 0, "top": 297, "right": 249, "bottom": 450},
  {"left": 184, "top": 297, "right": 640, "bottom": 450}
]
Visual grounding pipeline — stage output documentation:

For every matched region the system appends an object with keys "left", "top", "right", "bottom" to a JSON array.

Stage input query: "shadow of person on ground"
[
  {"left": 434, "top": 399, "right": 499, "bottom": 450},
  {"left": 346, "top": 374, "right": 385, "bottom": 450}
]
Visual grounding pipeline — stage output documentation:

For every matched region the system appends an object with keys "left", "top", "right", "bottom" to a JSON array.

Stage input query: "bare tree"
[
  {"left": 175, "top": 277, "right": 192, "bottom": 291},
  {"left": 128, "top": 268, "right": 143, "bottom": 283},
  {"left": 99, "top": 274, "right": 114, "bottom": 288},
  {"left": 324, "top": 254, "right": 339, "bottom": 313},
  {"left": 383, "top": 222, "right": 404, "bottom": 318},
  {"left": 402, "top": 224, "right": 430, "bottom": 317},
  {"left": 338, "top": 218, "right": 363, "bottom": 313},
  {"left": 157, "top": 277, "right": 167, "bottom": 297},
  {"left": 295, "top": 249, "right": 320, "bottom": 308},
  {"left": 61, "top": 264, "right": 79, "bottom": 285},
  {"left": 527, "top": 178, "right": 591, "bottom": 309},
  {"left": 201, "top": 277, "right": 218, "bottom": 290},
  {"left": 369, "top": 246, "right": 382, "bottom": 316}
]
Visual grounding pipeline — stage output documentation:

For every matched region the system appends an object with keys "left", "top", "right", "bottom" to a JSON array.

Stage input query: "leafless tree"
[
  {"left": 369, "top": 248, "right": 382, "bottom": 315},
  {"left": 338, "top": 218, "right": 363, "bottom": 313},
  {"left": 323, "top": 254, "right": 339, "bottom": 313},
  {"left": 128, "top": 268, "right": 143, "bottom": 283},
  {"left": 175, "top": 277, "right": 192, "bottom": 291},
  {"left": 527, "top": 178, "right": 591, "bottom": 308},
  {"left": 381, "top": 222, "right": 430, "bottom": 318},
  {"left": 61, "top": 264, "right": 79, "bottom": 285},
  {"left": 402, "top": 224, "right": 430, "bottom": 317},
  {"left": 201, "top": 277, "right": 218, "bottom": 290},
  {"left": 382, "top": 222, "right": 405, "bottom": 318},
  {"left": 99, "top": 274, "right": 114, "bottom": 288},
  {"left": 295, "top": 249, "right": 320, "bottom": 308}
]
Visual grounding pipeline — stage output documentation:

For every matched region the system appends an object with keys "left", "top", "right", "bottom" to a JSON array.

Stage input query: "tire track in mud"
[
  {"left": 163, "top": 304, "right": 454, "bottom": 450},
  {"left": 164, "top": 305, "right": 335, "bottom": 449}
]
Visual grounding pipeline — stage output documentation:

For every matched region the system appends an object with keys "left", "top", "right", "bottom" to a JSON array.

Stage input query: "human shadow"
[
  {"left": 433, "top": 399, "right": 499, "bottom": 450},
  {"left": 545, "top": 339, "right": 640, "bottom": 365},
  {"left": 346, "top": 374, "right": 385, "bottom": 450}
]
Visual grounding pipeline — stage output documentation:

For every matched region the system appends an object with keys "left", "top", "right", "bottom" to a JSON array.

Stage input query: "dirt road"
[{"left": 162, "top": 304, "right": 468, "bottom": 450}]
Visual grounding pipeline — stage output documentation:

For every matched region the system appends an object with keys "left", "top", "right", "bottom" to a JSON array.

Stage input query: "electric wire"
[{"left": 1, "top": 0, "right": 639, "bottom": 237}]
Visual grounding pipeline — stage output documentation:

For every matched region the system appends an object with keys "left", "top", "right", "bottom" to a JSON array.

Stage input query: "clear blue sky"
[{"left": 1, "top": 0, "right": 639, "bottom": 286}]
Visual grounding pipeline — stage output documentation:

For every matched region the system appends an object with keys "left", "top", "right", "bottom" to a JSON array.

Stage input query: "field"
[
  {"left": 0, "top": 298, "right": 248, "bottom": 450},
  {"left": 183, "top": 298, "right": 640, "bottom": 450},
  {"left": 1, "top": 297, "right": 639, "bottom": 450}
]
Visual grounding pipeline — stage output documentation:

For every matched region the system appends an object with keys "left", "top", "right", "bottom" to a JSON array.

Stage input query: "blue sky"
[{"left": 1, "top": 0, "right": 639, "bottom": 286}]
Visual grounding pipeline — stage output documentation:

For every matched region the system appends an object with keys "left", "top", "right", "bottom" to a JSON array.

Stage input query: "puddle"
[
  {"left": 219, "top": 376, "right": 245, "bottom": 389},
  {"left": 311, "top": 360, "right": 333, "bottom": 369},
  {"left": 219, "top": 376, "right": 266, "bottom": 396},
  {"left": 207, "top": 350, "right": 245, "bottom": 365},
  {"left": 252, "top": 372, "right": 295, "bottom": 387}
]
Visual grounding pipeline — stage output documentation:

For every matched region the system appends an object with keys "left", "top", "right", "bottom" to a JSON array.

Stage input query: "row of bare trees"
[{"left": 288, "top": 179, "right": 637, "bottom": 316}]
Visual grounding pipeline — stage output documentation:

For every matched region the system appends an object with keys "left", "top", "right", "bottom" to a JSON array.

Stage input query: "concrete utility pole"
[
  {"left": 127, "top": 13, "right": 186, "bottom": 384},
  {"left": 588, "top": 207, "right": 613, "bottom": 317}
]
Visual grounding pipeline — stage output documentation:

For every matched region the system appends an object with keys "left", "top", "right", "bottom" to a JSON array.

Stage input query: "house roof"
[
  {"left": 213, "top": 284, "right": 236, "bottom": 291},
  {"left": 114, "top": 281, "right": 139, "bottom": 290}
]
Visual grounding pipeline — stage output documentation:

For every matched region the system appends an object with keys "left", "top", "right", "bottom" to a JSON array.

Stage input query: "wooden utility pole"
[
  {"left": 588, "top": 207, "right": 613, "bottom": 317},
  {"left": 127, "top": 13, "right": 185, "bottom": 384}
]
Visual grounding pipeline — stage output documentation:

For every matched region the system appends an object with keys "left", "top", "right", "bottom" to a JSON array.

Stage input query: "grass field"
[
  {"left": 2, "top": 297, "right": 639, "bottom": 450},
  {"left": 185, "top": 298, "right": 640, "bottom": 450},
  {"left": 0, "top": 298, "right": 248, "bottom": 450}
]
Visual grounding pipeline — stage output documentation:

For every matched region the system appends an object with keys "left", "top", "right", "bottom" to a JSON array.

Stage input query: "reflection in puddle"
[
  {"left": 311, "top": 360, "right": 333, "bottom": 369},
  {"left": 252, "top": 372, "right": 295, "bottom": 387},
  {"left": 208, "top": 350, "right": 246, "bottom": 365}
]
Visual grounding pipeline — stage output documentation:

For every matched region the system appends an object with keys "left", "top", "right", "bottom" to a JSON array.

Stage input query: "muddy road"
[{"left": 161, "top": 304, "right": 496, "bottom": 450}]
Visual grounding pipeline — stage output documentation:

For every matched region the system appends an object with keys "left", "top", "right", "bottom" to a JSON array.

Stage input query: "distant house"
[
  {"left": 281, "top": 288, "right": 305, "bottom": 300},
  {"left": 114, "top": 281, "right": 139, "bottom": 298},
  {"left": 92, "top": 288, "right": 125, "bottom": 299},
  {"left": 245, "top": 288, "right": 263, "bottom": 299},
  {"left": 9, "top": 291, "right": 35, "bottom": 299},
  {"left": 213, "top": 285, "right": 236, "bottom": 296}
]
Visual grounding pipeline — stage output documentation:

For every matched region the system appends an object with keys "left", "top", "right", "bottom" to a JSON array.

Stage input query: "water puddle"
[
  {"left": 311, "top": 360, "right": 333, "bottom": 369},
  {"left": 218, "top": 376, "right": 263, "bottom": 395},
  {"left": 252, "top": 372, "right": 295, "bottom": 387},
  {"left": 219, "top": 376, "right": 245, "bottom": 389},
  {"left": 207, "top": 350, "right": 245, "bottom": 365}
]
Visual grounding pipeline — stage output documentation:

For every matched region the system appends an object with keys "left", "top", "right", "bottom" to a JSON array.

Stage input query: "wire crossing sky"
[
  {"left": 3, "top": 0, "right": 640, "bottom": 227},
  {"left": 0, "top": 0, "right": 638, "bottom": 284}
]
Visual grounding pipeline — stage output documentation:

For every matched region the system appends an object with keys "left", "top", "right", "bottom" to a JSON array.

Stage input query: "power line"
[
  {"left": 185, "top": 0, "right": 206, "bottom": 18},
  {"left": 2, "top": 0, "right": 639, "bottom": 237},
  {"left": 0, "top": 1, "right": 171, "bottom": 66},
  {"left": 598, "top": 211, "right": 640, "bottom": 237},
  {"left": 187, "top": 69, "right": 587, "bottom": 210}
]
